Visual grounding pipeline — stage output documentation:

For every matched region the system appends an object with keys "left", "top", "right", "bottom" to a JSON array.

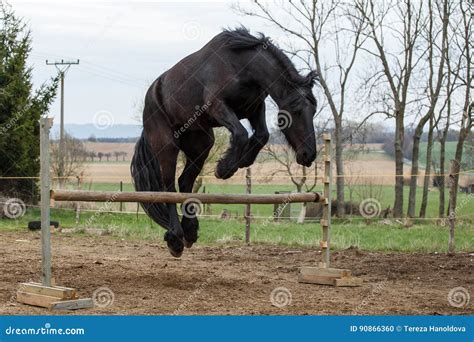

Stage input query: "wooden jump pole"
[
  {"left": 16, "top": 117, "right": 93, "bottom": 310},
  {"left": 297, "top": 133, "right": 363, "bottom": 287},
  {"left": 51, "top": 190, "right": 322, "bottom": 205}
]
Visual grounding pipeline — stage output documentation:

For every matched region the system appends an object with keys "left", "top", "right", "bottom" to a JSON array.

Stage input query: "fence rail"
[{"left": 51, "top": 190, "right": 323, "bottom": 204}]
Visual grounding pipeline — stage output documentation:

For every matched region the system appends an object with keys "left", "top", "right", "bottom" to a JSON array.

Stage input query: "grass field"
[
  {"left": 418, "top": 141, "right": 471, "bottom": 170},
  {"left": 65, "top": 181, "right": 474, "bottom": 220},
  {"left": 1, "top": 207, "right": 473, "bottom": 253},
  {"left": 3, "top": 142, "right": 473, "bottom": 254}
]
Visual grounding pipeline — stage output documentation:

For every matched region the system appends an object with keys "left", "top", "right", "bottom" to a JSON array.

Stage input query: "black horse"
[{"left": 131, "top": 28, "right": 318, "bottom": 257}]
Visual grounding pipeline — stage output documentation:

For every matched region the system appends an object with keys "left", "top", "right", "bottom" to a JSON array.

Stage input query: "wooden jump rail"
[
  {"left": 50, "top": 190, "right": 323, "bottom": 205},
  {"left": 17, "top": 119, "right": 362, "bottom": 312}
]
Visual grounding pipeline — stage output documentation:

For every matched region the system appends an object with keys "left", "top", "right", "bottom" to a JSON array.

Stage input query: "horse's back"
[{"left": 144, "top": 30, "right": 264, "bottom": 130}]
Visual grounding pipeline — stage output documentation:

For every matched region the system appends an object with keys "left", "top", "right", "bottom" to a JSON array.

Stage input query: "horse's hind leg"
[
  {"left": 148, "top": 135, "right": 185, "bottom": 257},
  {"left": 178, "top": 129, "right": 215, "bottom": 247}
]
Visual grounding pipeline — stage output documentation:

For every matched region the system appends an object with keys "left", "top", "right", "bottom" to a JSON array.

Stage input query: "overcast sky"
[{"left": 11, "top": 0, "right": 287, "bottom": 126}]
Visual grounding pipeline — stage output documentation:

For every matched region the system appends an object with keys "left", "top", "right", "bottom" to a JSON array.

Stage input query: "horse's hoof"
[
  {"left": 168, "top": 246, "right": 183, "bottom": 258},
  {"left": 238, "top": 160, "right": 252, "bottom": 168},
  {"left": 183, "top": 238, "right": 194, "bottom": 248},
  {"left": 164, "top": 231, "right": 184, "bottom": 258},
  {"left": 181, "top": 216, "right": 199, "bottom": 248},
  {"left": 215, "top": 165, "right": 237, "bottom": 180}
]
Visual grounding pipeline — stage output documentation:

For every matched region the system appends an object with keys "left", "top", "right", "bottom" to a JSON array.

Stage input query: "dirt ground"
[{"left": 0, "top": 231, "right": 472, "bottom": 315}]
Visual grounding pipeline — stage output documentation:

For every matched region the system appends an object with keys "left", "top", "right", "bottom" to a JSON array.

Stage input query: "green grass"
[
  {"left": 418, "top": 141, "right": 470, "bottom": 169},
  {"left": 1, "top": 207, "right": 473, "bottom": 253},
  {"left": 9, "top": 180, "right": 469, "bottom": 254}
]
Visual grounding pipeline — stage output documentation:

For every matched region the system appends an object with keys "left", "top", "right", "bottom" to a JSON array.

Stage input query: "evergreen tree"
[{"left": 0, "top": 2, "right": 57, "bottom": 201}]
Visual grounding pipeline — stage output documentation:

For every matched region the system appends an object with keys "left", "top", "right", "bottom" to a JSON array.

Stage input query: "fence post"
[
  {"left": 320, "top": 134, "right": 332, "bottom": 268},
  {"left": 298, "top": 133, "right": 361, "bottom": 286},
  {"left": 245, "top": 167, "right": 251, "bottom": 245},
  {"left": 40, "top": 117, "right": 52, "bottom": 286},
  {"left": 75, "top": 176, "right": 81, "bottom": 224},
  {"left": 447, "top": 159, "right": 456, "bottom": 255},
  {"left": 120, "top": 181, "right": 123, "bottom": 212}
]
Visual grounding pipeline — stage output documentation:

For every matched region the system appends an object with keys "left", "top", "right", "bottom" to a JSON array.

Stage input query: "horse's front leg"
[
  {"left": 156, "top": 144, "right": 185, "bottom": 257},
  {"left": 206, "top": 99, "right": 248, "bottom": 179},
  {"left": 238, "top": 102, "right": 269, "bottom": 168}
]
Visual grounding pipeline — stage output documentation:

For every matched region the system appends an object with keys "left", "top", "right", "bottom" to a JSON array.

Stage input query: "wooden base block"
[
  {"left": 17, "top": 291, "right": 61, "bottom": 309},
  {"left": 51, "top": 298, "right": 94, "bottom": 310},
  {"left": 298, "top": 267, "right": 363, "bottom": 287},
  {"left": 17, "top": 282, "right": 93, "bottom": 310},
  {"left": 19, "top": 283, "right": 77, "bottom": 299}
]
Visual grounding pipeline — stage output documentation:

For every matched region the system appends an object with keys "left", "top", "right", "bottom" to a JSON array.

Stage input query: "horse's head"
[{"left": 278, "top": 71, "right": 318, "bottom": 167}]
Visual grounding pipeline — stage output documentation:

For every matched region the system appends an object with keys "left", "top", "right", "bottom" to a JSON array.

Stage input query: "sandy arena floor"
[{"left": 0, "top": 231, "right": 472, "bottom": 315}]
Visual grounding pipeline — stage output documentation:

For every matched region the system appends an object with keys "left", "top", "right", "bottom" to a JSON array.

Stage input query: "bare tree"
[
  {"left": 355, "top": 0, "right": 426, "bottom": 217},
  {"left": 449, "top": 0, "right": 472, "bottom": 210},
  {"left": 87, "top": 151, "right": 97, "bottom": 162},
  {"left": 234, "top": 0, "right": 367, "bottom": 217},
  {"left": 404, "top": 0, "right": 449, "bottom": 218},
  {"left": 263, "top": 141, "right": 321, "bottom": 223},
  {"left": 51, "top": 133, "right": 86, "bottom": 186}
]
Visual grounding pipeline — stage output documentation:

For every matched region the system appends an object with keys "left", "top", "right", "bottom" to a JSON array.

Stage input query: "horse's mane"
[{"left": 221, "top": 27, "right": 309, "bottom": 87}]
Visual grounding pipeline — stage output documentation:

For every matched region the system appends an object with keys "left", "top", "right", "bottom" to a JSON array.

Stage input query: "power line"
[{"left": 46, "top": 59, "right": 80, "bottom": 187}]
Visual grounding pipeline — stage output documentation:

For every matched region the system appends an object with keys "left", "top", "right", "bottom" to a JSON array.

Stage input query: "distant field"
[
  {"left": 83, "top": 142, "right": 135, "bottom": 162},
  {"left": 77, "top": 141, "right": 473, "bottom": 194},
  {"left": 418, "top": 141, "right": 462, "bottom": 169},
  {"left": 80, "top": 143, "right": 418, "bottom": 186}
]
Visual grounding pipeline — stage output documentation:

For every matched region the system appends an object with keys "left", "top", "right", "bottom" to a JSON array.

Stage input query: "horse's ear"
[{"left": 305, "top": 70, "right": 319, "bottom": 88}]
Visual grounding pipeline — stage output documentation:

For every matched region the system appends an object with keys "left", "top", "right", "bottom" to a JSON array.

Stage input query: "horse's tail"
[{"left": 131, "top": 132, "right": 169, "bottom": 229}]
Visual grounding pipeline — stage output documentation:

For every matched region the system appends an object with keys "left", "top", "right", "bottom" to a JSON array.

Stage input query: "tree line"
[{"left": 236, "top": 0, "right": 472, "bottom": 219}]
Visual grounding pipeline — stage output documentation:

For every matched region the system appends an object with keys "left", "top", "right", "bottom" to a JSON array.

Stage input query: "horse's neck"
[{"left": 250, "top": 52, "right": 294, "bottom": 106}]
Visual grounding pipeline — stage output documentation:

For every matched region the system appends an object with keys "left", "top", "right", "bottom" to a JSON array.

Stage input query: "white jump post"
[
  {"left": 16, "top": 117, "right": 93, "bottom": 310},
  {"left": 297, "top": 134, "right": 362, "bottom": 287}
]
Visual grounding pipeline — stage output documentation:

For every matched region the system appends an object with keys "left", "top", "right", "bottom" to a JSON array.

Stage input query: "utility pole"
[{"left": 46, "top": 59, "right": 79, "bottom": 187}]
